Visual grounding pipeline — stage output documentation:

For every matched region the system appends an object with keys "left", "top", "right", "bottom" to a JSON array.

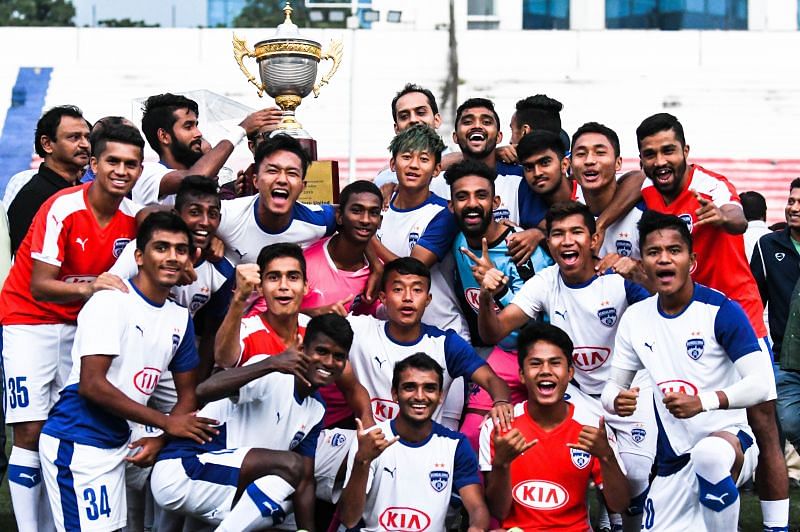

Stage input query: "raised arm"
[{"left": 215, "top": 263, "right": 260, "bottom": 368}]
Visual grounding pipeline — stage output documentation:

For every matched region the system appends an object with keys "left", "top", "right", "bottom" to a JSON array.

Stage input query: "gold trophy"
[{"left": 232, "top": 1, "right": 343, "bottom": 160}]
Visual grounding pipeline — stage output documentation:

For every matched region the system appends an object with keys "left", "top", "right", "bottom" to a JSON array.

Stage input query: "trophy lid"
[{"left": 275, "top": 1, "right": 300, "bottom": 38}]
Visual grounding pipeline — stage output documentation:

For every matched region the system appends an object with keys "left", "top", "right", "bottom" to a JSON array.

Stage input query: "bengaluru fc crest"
[
  {"left": 429, "top": 469, "right": 450, "bottom": 492},
  {"left": 597, "top": 307, "right": 617, "bottom": 327},
  {"left": 570, "top": 448, "right": 591, "bottom": 469},
  {"left": 686, "top": 338, "right": 704, "bottom": 360}
]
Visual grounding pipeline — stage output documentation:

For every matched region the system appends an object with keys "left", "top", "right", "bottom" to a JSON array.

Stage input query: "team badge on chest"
[
  {"left": 615, "top": 239, "right": 632, "bottom": 257},
  {"left": 686, "top": 338, "right": 704, "bottom": 360},
  {"left": 429, "top": 466, "right": 450, "bottom": 492},
  {"left": 570, "top": 448, "right": 591, "bottom": 469},
  {"left": 597, "top": 306, "right": 617, "bottom": 327}
]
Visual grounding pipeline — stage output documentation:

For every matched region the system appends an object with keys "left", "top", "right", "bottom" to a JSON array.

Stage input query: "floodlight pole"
[{"left": 347, "top": 0, "right": 358, "bottom": 185}]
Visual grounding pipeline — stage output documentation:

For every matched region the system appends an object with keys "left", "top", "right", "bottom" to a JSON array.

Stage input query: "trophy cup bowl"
[{"left": 232, "top": 3, "right": 343, "bottom": 140}]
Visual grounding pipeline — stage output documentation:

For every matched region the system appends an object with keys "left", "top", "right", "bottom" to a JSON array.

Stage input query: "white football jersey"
[
  {"left": 346, "top": 315, "right": 485, "bottom": 423},
  {"left": 218, "top": 195, "right": 336, "bottom": 265},
  {"left": 41, "top": 279, "right": 198, "bottom": 449},
  {"left": 344, "top": 419, "right": 480, "bottom": 532},
  {"left": 376, "top": 194, "right": 468, "bottom": 337},
  {"left": 613, "top": 284, "right": 760, "bottom": 455},
  {"left": 158, "top": 359, "right": 324, "bottom": 461},
  {"left": 511, "top": 265, "right": 650, "bottom": 394},
  {"left": 598, "top": 202, "right": 644, "bottom": 260},
  {"left": 109, "top": 240, "right": 235, "bottom": 317},
  {"left": 131, "top": 161, "right": 174, "bottom": 206}
]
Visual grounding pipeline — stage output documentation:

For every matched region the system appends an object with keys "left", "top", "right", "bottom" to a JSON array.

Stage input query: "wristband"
[
  {"left": 699, "top": 391, "right": 720, "bottom": 412},
  {"left": 223, "top": 126, "right": 247, "bottom": 146}
]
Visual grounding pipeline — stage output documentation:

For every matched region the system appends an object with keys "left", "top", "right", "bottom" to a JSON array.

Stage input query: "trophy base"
[{"left": 270, "top": 129, "right": 318, "bottom": 161}]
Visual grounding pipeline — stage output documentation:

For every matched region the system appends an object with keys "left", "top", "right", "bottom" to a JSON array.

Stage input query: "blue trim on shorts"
[
  {"left": 180, "top": 455, "right": 239, "bottom": 487},
  {"left": 736, "top": 429, "right": 754, "bottom": 453},
  {"left": 246, "top": 482, "right": 286, "bottom": 524},
  {"left": 55, "top": 440, "right": 81, "bottom": 531}
]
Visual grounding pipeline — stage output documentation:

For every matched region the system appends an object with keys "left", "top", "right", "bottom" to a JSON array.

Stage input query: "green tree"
[
  {"left": 233, "top": 0, "right": 345, "bottom": 28},
  {"left": 98, "top": 18, "right": 159, "bottom": 28},
  {"left": 0, "top": 0, "right": 75, "bottom": 26}
]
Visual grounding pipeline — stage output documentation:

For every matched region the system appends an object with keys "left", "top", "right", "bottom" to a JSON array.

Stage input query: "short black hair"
[
  {"left": 638, "top": 210, "right": 693, "bottom": 254},
  {"left": 304, "top": 314, "right": 354, "bottom": 354},
  {"left": 516, "top": 322, "right": 574, "bottom": 368},
  {"left": 571, "top": 122, "right": 621, "bottom": 159},
  {"left": 381, "top": 257, "right": 431, "bottom": 291},
  {"left": 517, "top": 130, "right": 566, "bottom": 163},
  {"left": 444, "top": 159, "right": 496, "bottom": 190},
  {"left": 35, "top": 105, "right": 90, "bottom": 158},
  {"left": 636, "top": 112, "right": 686, "bottom": 149},
  {"left": 339, "top": 180, "right": 383, "bottom": 210},
  {"left": 175, "top": 175, "right": 220, "bottom": 213},
  {"left": 455, "top": 97, "right": 500, "bottom": 129},
  {"left": 90, "top": 116, "right": 129, "bottom": 154},
  {"left": 391, "top": 83, "right": 439, "bottom": 122},
  {"left": 141, "top": 93, "right": 199, "bottom": 155},
  {"left": 253, "top": 134, "right": 311, "bottom": 178},
  {"left": 515, "top": 94, "right": 563, "bottom": 135},
  {"left": 92, "top": 123, "right": 145, "bottom": 160},
  {"left": 545, "top": 201, "right": 596, "bottom": 236},
  {"left": 136, "top": 211, "right": 192, "bottom": 251},
  {"left": 391, "top": 352, "right": 444, "bottom": 391},
  {"left": 739, "top": 191, "right": 767, "bottom": 222},
  {"left": 256, "top": 242, "right": 307, "bottom": 280},
  {"left": 791, "top": 178, "right": 800, "bottom": 192}
]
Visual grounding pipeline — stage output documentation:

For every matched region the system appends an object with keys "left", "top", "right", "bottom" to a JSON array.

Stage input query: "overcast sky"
[{"left": 73, "top": 0, "right": 208, "bottom": 27}]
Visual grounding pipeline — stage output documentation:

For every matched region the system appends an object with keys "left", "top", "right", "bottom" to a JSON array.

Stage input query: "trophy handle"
[
  {"left": 313, "top": 38, "right": 343, "bottom": 98},
  {"left": 232, "top": 33, "right": 266, "bottom": 98}
]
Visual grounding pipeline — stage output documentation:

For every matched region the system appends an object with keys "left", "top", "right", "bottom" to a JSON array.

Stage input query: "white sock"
[
  {"left": 216, "top": 475, "right": 294, "bottom": 532},
  {"left": 37, "top": 491, "right": 56, "bottom": 532},
  {"left": 760, "top": 499, "right": 789, "bottom": 531},
  {"left": 596, "top": 491, "right": 611, "bottom": 528},
  {"left": 8, "top": 446, "right": 43, "bottom": 532},
  {"left": 692, "top": 436, "right": 739, "bottom": 531},
  {"left": 620, "top": 452, "right": 652, "bottom": 532}
]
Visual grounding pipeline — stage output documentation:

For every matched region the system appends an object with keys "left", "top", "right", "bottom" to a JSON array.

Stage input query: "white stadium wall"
[{"left": 0, "top": 26, "right": 798, "bottom": 218}]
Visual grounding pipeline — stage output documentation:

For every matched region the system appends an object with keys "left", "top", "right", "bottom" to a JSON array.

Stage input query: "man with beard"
[
  {"left": 446, "top": 159, "right": 553, "bottom": 450},
  {"left": 1, "top": 124, "right": 145, "bottom": 531},
  {"left": 637, "top": 112, "right": 789, "bottom": 532},
  {"left": 8, "top": 105, "right": 91, "bottom": 254},
  {"left": 138, "top": 92, "right": 278, "bottom": 205}
]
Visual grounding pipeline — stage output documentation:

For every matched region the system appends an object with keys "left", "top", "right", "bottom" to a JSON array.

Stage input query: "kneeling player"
[
  {"left": 480, "top": 323, "right": 629, "bottom": 531},
  {"left": 151, "top": 313, "right": 353, "bottom": 531},
  {"left": 339, "top": 353, "right": 490, "bottom": 531},
  {"left": 39, "top": 212, "right": 218, "bottom": 532},
  {"left": 601, "top": 211, "right": 773, "bottom": 530}
]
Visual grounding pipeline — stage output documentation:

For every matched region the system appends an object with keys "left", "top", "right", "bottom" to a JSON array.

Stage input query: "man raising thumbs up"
[
  {"left": 339, "top": 353, "right": 490, "bottom": 532},
  {"left": 480, "top": 323, "right": 629, "bottom": 530}
]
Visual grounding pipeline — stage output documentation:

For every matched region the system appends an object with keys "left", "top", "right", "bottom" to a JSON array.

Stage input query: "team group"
[{"left": 0, "top": 84, "right": 793, "bottom": 531}]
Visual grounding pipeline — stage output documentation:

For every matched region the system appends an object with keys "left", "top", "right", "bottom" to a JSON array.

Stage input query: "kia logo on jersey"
[
  {"left": 372, "top": 398, "right": 399, "bottom": 422},
  {"left": 133, "top": 367, "right": 162, "bottom": 395},
  {"left": 464, "top": 288, "right": 499, "bottom": 313},
  {"left": 512, "top": 480, "right": 569, "bottom": 510},
  {"left": 378, "top": 507, "right": 431, "bottom": 531},
  {"left": 657, "top": 379, "right": 698, "bottom": 396},
  {"left": 686, "top": 338, "right": 704, "bottom": 360},
  {"left": 113, "top": 238, "right": 131, "bottom": 258},
  {"left": 597, "top": 307, "right": 617, "bottom": 327},
  {"left": 429, "top": 469, "right": 450, "bottom": 492},
  {"left": 572, "top": 347, "right": 610, "bottom": 372},
  {"left": 570, "top": 448, "right": 591, "bottom": 469},
  {"left": 678, "top": 213, "right": 694, "bottom": 233}
]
